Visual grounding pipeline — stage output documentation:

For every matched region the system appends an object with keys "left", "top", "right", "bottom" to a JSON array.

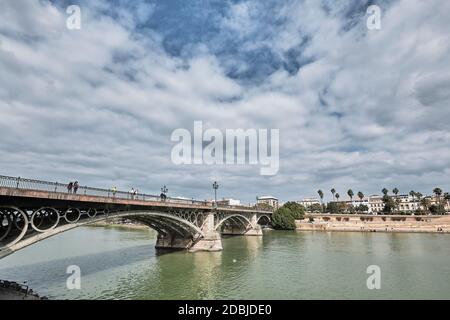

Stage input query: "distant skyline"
[{"left": 1, "top": 0, "right": 449, "bottom": 203}]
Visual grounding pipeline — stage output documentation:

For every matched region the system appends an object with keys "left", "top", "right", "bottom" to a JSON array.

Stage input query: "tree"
[
  {"left": 393, "top": 188, "right": 399, "bottom": 196},
  {"left": 444, "top": 193, "right": 450, "bottom": 211},
  {"left": 282, "top": 202, "right": 305, "bottom": 220},
  {"left": 382, "top": 195, "right": 396, "bottom": 214},
  {"left": 331, "top": 188, "right": 336, "bottom": 201},
  {"left": 382, "top": 188, "right": 388, "bottom": 196},
  {"left": 347, "top": 189, "right": 354, "bottom": 201},
  {"left": 271, "top": 203, "right": 306, "bottom": 230},
  {"left": 308, "top": 203, "right": 323, "bottom": 213},
  {"left": 327, "top": 201, "right": 345, "bottom": 214},
  {"left": 357, "top": 191, "right": 364, "bottom": 201},
  {"left": 271, "top": 207, "right": 296, "bottom": 230},
  {"left": 430, "top": 204, "right": 445, "bottom": 215},
  {"left": 356, "top": 204, "right": 369, "bottom": 213},
  {"left": 433, "top": 188, "right": 443, "bottom": 206},
  {"left": 420, "top": 197, "right": 431, "bottom": 212},
  {"left": 335, "top": 193, "right": 340, "bottom": 201},
  {"left": 317, "top": 190, "right": 324, "bottom": 205},
  {"left": 433, "top": 188, "right": 443, "bottom": 197},
  {"left": 409, "top": 190, "right": 415, "bottom": 208}
]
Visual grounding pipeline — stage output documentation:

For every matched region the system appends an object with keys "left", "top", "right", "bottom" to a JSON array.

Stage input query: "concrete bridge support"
[
  {"left": 245, "top": 213, "right": 263, "bottom": 236},
  {"left": 189, "top": 212, "right": 222, "bottom": 252}
]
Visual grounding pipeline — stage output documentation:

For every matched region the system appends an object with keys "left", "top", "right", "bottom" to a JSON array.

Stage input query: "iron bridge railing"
[{"left": 0, "top": 175, "right": 270, "bottom": 211}]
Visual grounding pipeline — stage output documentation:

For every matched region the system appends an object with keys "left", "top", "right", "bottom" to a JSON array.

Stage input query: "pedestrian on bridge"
[
  {"left": 67, "top": 182, "right": 73, "bottom": 193},
  {"left": 73, "top": 181, "right": 79, "bottom": 194},
  {"left": 112, "top": 186, "right": 117, "bottom": 197}
]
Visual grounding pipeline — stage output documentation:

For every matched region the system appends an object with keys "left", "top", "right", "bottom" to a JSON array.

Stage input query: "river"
[{"left": 0, "top": 226, "right": 449, "bottom": 299}]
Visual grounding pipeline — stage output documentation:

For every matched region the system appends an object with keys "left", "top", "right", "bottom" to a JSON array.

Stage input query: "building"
[
  {"left": 216, "top": 198, "right": 241, "bottom": 206},
  {"left": 257, "top": 196, "right": 279, "bottom": 209},
  {"left": 330, "top": 193, "right": 449, "bottom": 214},
  {"left": 368, "top": 195, "right": 384, "bottom": 214},
  {"left": 297, "top": 197, "right": 321, "bottom": 208}
]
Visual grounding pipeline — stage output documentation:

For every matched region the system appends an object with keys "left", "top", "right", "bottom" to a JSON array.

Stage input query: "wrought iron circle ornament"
[
  {"left": 87, "top": 208, "right": 97, "bottom": 218},
  {"left": 0, "top": 210, "right": 12, "bottom": 242},
  {"left": 64, "top": 208, "right": 81, "bottom": 223},
  {"left": 30, "top": 207, "right": 60, "bottom": 233},
  {"left": 0, "top": 207, "right": 29, "bottom": 249}
]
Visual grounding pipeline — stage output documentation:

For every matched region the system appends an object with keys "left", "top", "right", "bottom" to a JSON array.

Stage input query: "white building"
[
  {"left": 297, "top": 197, "right": 321, "bottom": 208},
  {"left": 368, "top": 195, "right": 384, "bottom": 214},
  {"left": 257, "top": 196, "right": 279, "bottom": 209},
  {"left": 216, "top": 198, "right": 241, "bottom": 206}
]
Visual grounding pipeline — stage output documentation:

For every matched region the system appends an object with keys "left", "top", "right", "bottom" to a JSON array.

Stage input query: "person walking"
[
  {"left": 67, "top": 182, "right": 73, "bottom": 194},
  {"left": 130, "top": 188, "right": 135, "bottom": 200},
  {"left": 73, "top": 181, "right": 79, "bottom": 194},
  {"left": 112, "top": 186, "right": 117, "bottom": 197}
]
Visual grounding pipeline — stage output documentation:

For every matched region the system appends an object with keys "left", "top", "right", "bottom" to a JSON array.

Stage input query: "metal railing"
[
  {"left": 0, "top": 175, "right": 212, "bottom": 205},
  {"left": 0, "top": 175, "right": 270, "bottom": 211}
]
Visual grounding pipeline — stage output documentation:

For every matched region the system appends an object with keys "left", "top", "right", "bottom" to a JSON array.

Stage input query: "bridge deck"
[{"left": 0, "top": 187, "right": 271, "bottom": 214}]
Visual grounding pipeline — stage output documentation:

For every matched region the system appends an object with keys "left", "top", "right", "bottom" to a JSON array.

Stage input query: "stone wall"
[{"left": 296, "top": 215, "right": 450, "bottom": 233}]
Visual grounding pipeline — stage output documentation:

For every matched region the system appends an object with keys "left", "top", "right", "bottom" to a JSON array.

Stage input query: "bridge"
[{"left": 0, "top": 175, "right": 272, "bottom": 259}]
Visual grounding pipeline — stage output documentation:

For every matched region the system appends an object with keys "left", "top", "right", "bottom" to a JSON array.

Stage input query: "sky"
[{"left": 0, "top": 0, "right": 449, "bottom": 203}]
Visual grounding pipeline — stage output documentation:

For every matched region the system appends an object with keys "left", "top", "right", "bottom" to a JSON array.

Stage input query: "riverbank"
[
  {"left": 296, "top": 215, "right": 450, "bottom": 233},
  {"left": 87, "top": 221, "right": 150, "bottom": 231},
  {"left": 0, "top": 280, "right": 46, "bottom": 300}
]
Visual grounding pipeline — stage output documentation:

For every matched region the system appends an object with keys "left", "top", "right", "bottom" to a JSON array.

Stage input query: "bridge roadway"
[{"left": 0, "top": 176, "right": 272, "bottom": 259}]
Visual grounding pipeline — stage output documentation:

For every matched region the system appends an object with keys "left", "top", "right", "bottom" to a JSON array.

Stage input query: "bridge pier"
[
  {"left": 189, "top": 231, "right": 222, "bottom": 252},
  {"left": 155, "top": 233, "right": 194, "bottom": 250},
  {"left": 189, "top": 212, "right": 222, "bottom": 252},
  {"left": 188, "top": 212, "right": 223, "bottom": 252}
]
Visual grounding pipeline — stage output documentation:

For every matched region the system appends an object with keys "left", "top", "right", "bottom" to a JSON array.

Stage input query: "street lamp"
[
  {"left": 212, "top": 181, "right": 219, "bottom": 207},
  {"left": 161, "top": 185, "right": 168, "bottom": 201}
]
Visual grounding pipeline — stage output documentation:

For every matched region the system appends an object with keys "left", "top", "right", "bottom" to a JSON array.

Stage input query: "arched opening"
[{"left": 257, "top": 215, "right": 271, "bottom": 227}]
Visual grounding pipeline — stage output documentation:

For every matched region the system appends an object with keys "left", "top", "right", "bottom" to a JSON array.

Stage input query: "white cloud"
[{"left": 0, "top": 0, "right": 449, "bottom": 202}]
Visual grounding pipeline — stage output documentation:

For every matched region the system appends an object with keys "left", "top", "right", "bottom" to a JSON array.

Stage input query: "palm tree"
[
  {"left": 433, "top": 187, "right": 443, "bottom": 205},
  {"left": 357, "top": 191, "right": 364, "bottom": 201},
  {"left": 409, "top": 190, "right": 416, "bottom": 210},
  {"left": 393, "top": 188, "right": 399, "bottom": 196},
  {"left": 331, "top": 188, "right": 336, "bottom": 201},
  {"left": 335, "top": 193, "right": 340, "bottom": 201},
  {"left": 382, "top": 188, "right": 389, "bottom": 196},
  {"left": 391, "top": 188, "right": 399, "bottom": 212},
  {"left": 347, "top": 189, "right": 354, "bottom": 201},
  {"left": 317, "top": 189, "right": 324, "bottom": 204},
  {"left": 416, "top": 192, "right": 423, "bottom": 209}
]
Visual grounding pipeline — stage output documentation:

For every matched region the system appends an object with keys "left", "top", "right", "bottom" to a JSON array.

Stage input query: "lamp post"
[
  {"left": 161, "top": 185, "right": 168, "bottom": 201},
  {"left": 212, "top": 181, "right": 219, "bottom": 208}
]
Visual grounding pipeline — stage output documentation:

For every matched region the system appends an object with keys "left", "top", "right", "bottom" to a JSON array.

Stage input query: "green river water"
[{"left": 0, "top": 226, "right": 449, "bottom": 299}]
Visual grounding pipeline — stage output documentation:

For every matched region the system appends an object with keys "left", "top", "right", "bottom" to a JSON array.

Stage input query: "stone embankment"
[{"left": 296, "top": 214, "right": 450, "bottom": 233}]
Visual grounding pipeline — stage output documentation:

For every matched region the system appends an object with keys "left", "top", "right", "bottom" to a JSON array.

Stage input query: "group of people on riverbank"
[{"left": 67, "top": 181, "right": 79, "bottom": 194}]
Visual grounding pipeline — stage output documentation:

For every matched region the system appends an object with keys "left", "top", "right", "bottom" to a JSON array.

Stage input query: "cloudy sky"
[{"left": 0, "top": 0, "right": 449, "bottom": 203}]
